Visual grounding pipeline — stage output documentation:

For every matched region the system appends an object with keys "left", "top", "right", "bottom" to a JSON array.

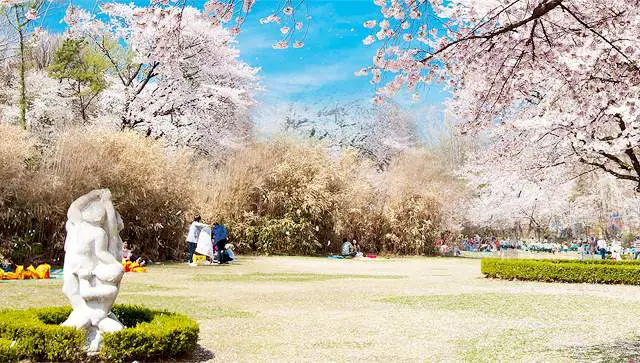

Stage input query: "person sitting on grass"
[
  {"left": 597, "top": 238, "right": 608, "bottom": 260},
  {"left": 352, "top": 240, "right": 365, "bottom": 257},
  {"left": 341, "top": 238, "right": 357, "bottom": 258},
  {"left": 122, "top": 241, "right": 146, "bottom": 267}
]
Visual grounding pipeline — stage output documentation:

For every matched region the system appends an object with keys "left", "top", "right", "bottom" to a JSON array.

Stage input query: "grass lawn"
[{"left": 3, "top": 256, "right": 640, "bottom": 362}]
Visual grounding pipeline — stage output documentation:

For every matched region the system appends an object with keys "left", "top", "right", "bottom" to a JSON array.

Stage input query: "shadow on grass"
[
  {"left": 193, "top": 272, "right": 405, "bottom": 283},
  {"left": 563, "top": 339, "right": 640, "bottom": 362}
]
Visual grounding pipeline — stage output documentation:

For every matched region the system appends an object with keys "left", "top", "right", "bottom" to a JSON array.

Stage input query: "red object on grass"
[{"left": 367, "top": 254, "right": 377, "bottom": 258}]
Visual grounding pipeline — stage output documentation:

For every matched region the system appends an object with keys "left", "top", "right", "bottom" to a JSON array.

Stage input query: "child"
[{"left": 122, "top": 242, "right": 146, "bottom": 268}]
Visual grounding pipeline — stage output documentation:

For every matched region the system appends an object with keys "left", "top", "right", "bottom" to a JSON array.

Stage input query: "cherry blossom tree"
[
  {"left": 65, "top": 3, "right": 258, "bottom": 155},
  {"left": 360, "top": 0, "right": 640, "bottom": 192},
  {"left": 29, "top": 29, "right": 61, "bottom": 71},
  {"left": 1, "top": 0, "right": 46, "bottom": 128},
  {"left": 202, "top": 0, "right": 310, "bottom": 49},
  {"left": 270, "top": 100, "right": 418, "bottom": 169}
]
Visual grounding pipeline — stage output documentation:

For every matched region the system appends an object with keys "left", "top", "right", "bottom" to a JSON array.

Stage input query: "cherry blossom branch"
[
  {"left": 419, "top": 0, "right": 564, "bottom": 64},
  {"left": 559, "top": 4, "right": 631, "bottom": 61}
]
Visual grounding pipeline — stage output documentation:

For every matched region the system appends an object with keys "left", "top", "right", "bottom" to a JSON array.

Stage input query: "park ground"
[{"left": 3, "top": 256, "right": 640, "bottom": 362}]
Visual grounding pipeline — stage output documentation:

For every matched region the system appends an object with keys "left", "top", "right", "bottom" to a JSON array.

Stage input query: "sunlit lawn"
[{"left": 3, "top": 256, "right": 640, "bottom": 362}]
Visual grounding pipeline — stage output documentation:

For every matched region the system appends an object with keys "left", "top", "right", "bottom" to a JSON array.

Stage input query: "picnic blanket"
[{"left": 328, "top": 255, "right": 378, "bottom": 259}]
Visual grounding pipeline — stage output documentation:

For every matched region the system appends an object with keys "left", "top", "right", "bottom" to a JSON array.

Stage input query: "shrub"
[
  {"left": 0, "top": 338, "right": 18, "bottom": 363},
  {"left": 0, "top": 126, "right": 453, "bottom": 260},
  {"left": 200, "top": 139, "right": 447, "bottom": 255},
  {"left": 200, "top": 139, "right": 339, "bottom": 255},
  {"left": 481, "top": 258, "right": 640, "bottom": 285},
  {"left": 0, "top": 307, "right": 84, "bottom": 362},
  {"left": 0, "top": 126, "right": 198, "bottom": 263},
  {"left": 101, "top": 305, "right": 199, "bottom": 363},
  {"left": 0, "top": 305, "right": 199, "bottom": 363}
]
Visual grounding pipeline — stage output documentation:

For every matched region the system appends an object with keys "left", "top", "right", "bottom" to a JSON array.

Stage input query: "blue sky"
[{"left": 39, "top": 0, "right": 449, "bottom": 131}]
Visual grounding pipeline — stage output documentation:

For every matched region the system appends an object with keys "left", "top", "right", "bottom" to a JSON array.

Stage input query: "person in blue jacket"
[{"left": 213, "top": 223, "right": 230, "bottom": 264}]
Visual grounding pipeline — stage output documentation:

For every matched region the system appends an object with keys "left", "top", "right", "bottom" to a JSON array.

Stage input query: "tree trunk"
[{"left": 16, "top": 7, "right": 27, "bottom": 129}]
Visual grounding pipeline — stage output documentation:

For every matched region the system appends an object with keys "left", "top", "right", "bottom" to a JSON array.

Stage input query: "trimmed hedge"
[
  {"left": 0, "top": 338, "right": 18, "bottom": 363},
  {"left": 101, "top": 305, "right": 199, "bottom": 363},
  {"left": 0, "top": 305, "right": 199, "bottom": 363},
  {"left": 481, "top": 258, "right": 640, "bottom": 285},
  {"left": 0, "top": 306, "right": 84, "bottom": 362}
]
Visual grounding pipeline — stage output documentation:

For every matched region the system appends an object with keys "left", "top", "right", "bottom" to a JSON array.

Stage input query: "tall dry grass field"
[{"left": 0, "top": 126, "right": 462, "bottom": 263}]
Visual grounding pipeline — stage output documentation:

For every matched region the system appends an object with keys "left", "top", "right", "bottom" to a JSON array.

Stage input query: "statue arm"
[
  {"left": 79, "top": 278, "right": 118, "bottom": 300},
  {"left": 95, "top": 229, "right": 120, "bottom": 267}
]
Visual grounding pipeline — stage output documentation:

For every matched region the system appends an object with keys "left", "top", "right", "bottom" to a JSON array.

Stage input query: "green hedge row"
[
  {"left": 540, "top": 259, "right": 640, "bottom": 265},
  {"left": 101, "top": 305, "right": 199, "bottom": 363},
  {"left": 481, "top": 258, "right": 640, "bottom": 285},
  {"left": 0, "top": 305, "right": 199, "bottom": 363},
  {"left": 0, "top": 338, "right": 18, "bottom": 363},
  {"left": 0, "top": 306, "right": 84, "bottom": 362}
]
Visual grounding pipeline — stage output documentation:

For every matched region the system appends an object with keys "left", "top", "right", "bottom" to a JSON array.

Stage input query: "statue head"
[{"left": 81, "top": 200, "right": 107, "bottom": 225}]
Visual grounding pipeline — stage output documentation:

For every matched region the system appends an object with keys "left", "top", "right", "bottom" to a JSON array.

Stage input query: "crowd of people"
[
  {"left": 182, "top": 218, "right": 640, "bottom": 263},
  {"left": 457, "top": 235, "right": 640, "bottom": 260},
  {"left": 186, "top": 216, "right": 235, "bottom": 265}
]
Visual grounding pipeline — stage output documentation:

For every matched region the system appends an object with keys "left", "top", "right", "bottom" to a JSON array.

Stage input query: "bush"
[
  {"left": 1, "top": 126, "right": 453, "bottom": 260},
  {"left": 0, "top": 126, "right": 198, "bottom": 263},
  {"left": 101, "top": 305, "right": 199, "bottom": 363},
  {"left": 481, "top": 258, "right": 640, "bottom": 285},
  {"left": 0, "top": 338, "right": 18, "bottom": 363},
  {"left": 0, "top": 305, "right": 199, "bottom": 363},
  {"left": 200, "top": 139, "right": 447, "bottom": 255},
  {"left": 0, "top": 306, "right": 84, "bottom": 362}
]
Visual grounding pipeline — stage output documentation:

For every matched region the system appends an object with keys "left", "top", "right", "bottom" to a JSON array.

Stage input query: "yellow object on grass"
[
  {"left": 0, "top": 264, "right": 50, "bottom": 280},
  {"left": 192, "top": 254, "right": 207, "bottom": 265},
  {"left": 122, "top": 259, "right": 146, "bottom": 273}
]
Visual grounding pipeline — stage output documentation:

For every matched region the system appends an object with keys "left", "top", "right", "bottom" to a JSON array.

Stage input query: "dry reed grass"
[{"left": 0, "top": 126, "right": 460, "bottom": 262}]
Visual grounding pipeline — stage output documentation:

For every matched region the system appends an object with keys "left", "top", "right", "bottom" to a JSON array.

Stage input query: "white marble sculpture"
[{"left": 61, "top": 189, "right": 125, "bottom": 352}]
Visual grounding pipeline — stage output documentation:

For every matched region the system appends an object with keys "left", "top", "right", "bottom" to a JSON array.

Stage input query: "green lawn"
[{"left": 3, "top": 256, "right": 640, "bottom": 362}]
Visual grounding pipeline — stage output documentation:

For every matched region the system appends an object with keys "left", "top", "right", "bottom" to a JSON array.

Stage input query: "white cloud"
[{"left": 263, "top": 62, "right": 355, "bottom": 96}]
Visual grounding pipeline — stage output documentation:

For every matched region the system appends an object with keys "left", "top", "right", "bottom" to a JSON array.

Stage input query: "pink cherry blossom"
[
  {"left": 363, "top": 35, "right": 375, "bottom": 46},
  {"left": 272, "top": 40, "right": 288, "bottom": 49},
  {"left": 25, "top": 8, "right": 38, "bottom": 20},
  {"left": 363, "top": 0, "right": 640, "bottom": 192},
  {"left": 363, "top": 20, "right": 376, "bottom": 28},
  {"left": 354, "top": 68, "right": 368, "bottom": 77},
  {"left": 242, "top": 0, "right": 255, "bottom": 13}
]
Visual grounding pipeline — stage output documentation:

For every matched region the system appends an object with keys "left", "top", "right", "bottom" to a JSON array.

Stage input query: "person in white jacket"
[
  {"left": 186, "top": 216, "right": 208, "bottom": 263},
  {"left": 195, "top": 225, "right": 214, "bottom": 260},
  {"left": 611, "top": 240, "right": 622, "bottom": 261}
]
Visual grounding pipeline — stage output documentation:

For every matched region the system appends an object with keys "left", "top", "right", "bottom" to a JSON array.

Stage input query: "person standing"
[{"left": 186, "top": 216, "right": 207, "bottom": 263}]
